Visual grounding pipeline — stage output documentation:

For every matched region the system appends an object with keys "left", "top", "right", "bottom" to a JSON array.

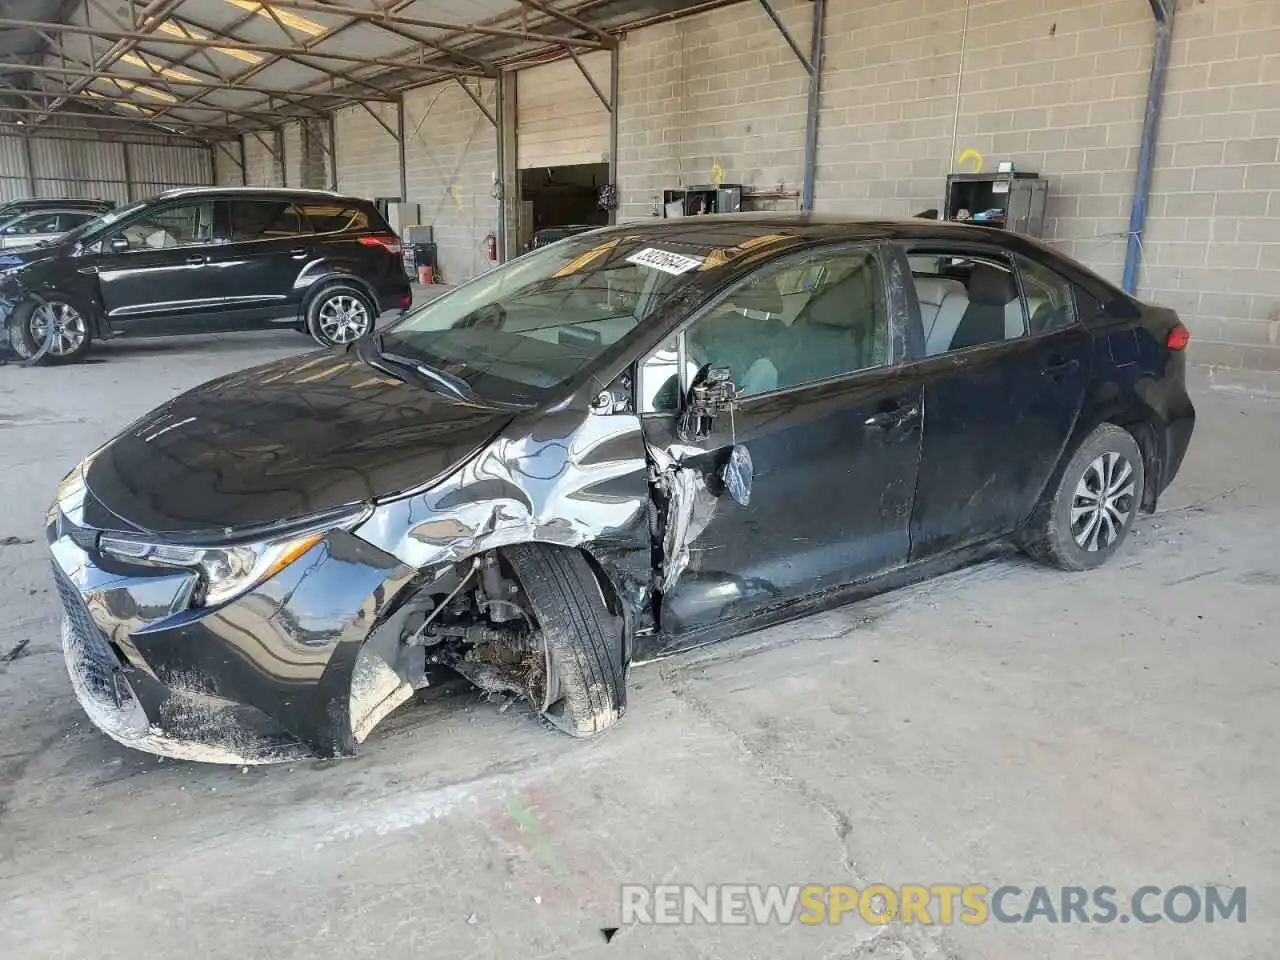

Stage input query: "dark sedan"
[{"left": 46, "top": 215, "right": 1195, "bottom": 762}]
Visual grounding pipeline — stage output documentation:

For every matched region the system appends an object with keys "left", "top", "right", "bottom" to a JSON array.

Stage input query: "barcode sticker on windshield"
[{"left": 626, "top": 247, "right": 704, "bottom": 275}]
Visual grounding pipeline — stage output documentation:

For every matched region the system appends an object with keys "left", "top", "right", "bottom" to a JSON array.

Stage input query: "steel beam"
[
  {"left": 358, "top": 100, "right": 400, "bottom": 140},
  {"left": 0, "top": 104, "right": 245, "bottom": 132},
  {"left": 755, "top": 0, "right": 813, "bottom": 75},
  {"left": 608, "top": 44, "right": 619, "bottom": 225},
  {"left": 22, "top": 134, "right": 35, "bottom": 195},
  {"left": 801, "top": 0, "right": 826, "bottom": 211},
  {"left": 454, "top": 78, "right": 497, "bottom": 128},
  {"left": 0, "top": 18, "right": 477, "bottom": 75},
  {"left": 0, "top": 124, "right": 206, "bottom": 145},
  {"left": 8, "top": 86, "right": 321, "bottom": 124},
  {"left": 257, "top": 1, "right": 609, "bottom": 50},
  {"left": 0, "top": 60, "right": 396, "bottom": 102},
  {"left": 277, "top": 126, "right": 287, "bottom": 186},
  {"left": 122, "top": 140, "right": 134, "bottom": 200},
  {"left": 1123, "top": 0, "right": 1176, "bottom": 293},
  {"left": 28, "top": 0, "right": 181, "bottom": 128},
  {"left": 565, "top": 44, "right": 611, "bottom": 112},
  {"left": 517, "top": 0, "right": 616, "bottom": 45},
  {"left": 397, "top": 95, "right": 407, "bottom": 202},
  {"left": 239, "top": 134, "right": 248, "bottom": 185},
  {"left": 328, "top": 114, "right": 337, "bottom": 189}
]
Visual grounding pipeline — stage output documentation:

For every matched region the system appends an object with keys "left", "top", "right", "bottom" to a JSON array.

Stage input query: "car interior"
[{"left": 684, "top": 253, "right": 888, "bottom": 398}]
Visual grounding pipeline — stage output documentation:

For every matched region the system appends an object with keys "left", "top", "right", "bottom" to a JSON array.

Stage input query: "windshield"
[
  {"left": 377, "top": 233, "right": 718, "bottom": 404},
  {"left": 63, "top": 199, "right": 149, "bottom": 245}
]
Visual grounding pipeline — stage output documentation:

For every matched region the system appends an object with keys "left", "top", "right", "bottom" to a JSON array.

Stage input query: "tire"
[
  {"left": 502, "top": 544, "right": 626, "bottom": 738},
  {"left": 305, "top": 283, "right": 376, "bottom": 348},
  {"left": 1025, "top": 423, "right": 1146, "bottom": 572},
  {"left": 7, "top": 295, "right": 92, "bottom": 364}
]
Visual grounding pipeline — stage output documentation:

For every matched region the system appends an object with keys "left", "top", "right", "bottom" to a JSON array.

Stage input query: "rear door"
[
  {"left": 94, "top": 197, "right": 231, "bottom": 332},
  {"left": 215, "top": 197, "right": 315, "bottom": 327},
  {"left": 900, "top": 243, "right": 1092, "bottom": 558},
  {"left": 639, "top": 243, "right": 925, "bottom": 642}
]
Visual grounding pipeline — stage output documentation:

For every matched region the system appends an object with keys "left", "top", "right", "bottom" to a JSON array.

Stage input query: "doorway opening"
[{"left": 518, "top": 163, "right": 608, "bottom": 251}]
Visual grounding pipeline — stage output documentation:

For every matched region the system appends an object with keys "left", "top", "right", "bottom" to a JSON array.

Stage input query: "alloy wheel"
[
  {"left": 317, "top": 294, "right": 371, "bottom": 344},
  {"left": 28, "top": 301, "right": 86, "bottom": 357},
  {"left": 1070, "top": 452, "right": 1136, "bottom": 552}
]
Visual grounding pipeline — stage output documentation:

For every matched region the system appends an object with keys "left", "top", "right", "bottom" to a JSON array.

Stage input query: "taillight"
[
  {"left": 1166, "top": 323, "right": 1190, "bottom": 351},
  {"left": 359, "top": 234, "right": 402, "bottom": 255}
]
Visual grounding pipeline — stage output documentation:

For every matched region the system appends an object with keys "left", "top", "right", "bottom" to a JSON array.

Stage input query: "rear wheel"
[
  {"left": 501, "top": 544, "right": 627, "bottom": 738},
  {"left": 1025, "top": 423, "right": 1145, "bottom": 571},
  {"left": 7, "top": 295, "right": 92, "bottom": 364},
  {"left": 306, "top": 284, "right": 376, "bottom": 348}
]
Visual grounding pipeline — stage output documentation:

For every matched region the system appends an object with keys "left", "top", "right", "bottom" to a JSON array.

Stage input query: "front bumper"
[{"left": 50, "top": 509, "right": 419, "bottom": 762}]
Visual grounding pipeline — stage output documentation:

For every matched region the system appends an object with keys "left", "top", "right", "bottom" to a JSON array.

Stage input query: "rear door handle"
[
  {"left": 185, "top": 254, "right": 206, "bottom": 265},
  {"left": 1041, "top": 357, "right": 1080, "bottom": 379},
  {"left": 289, "top": 248, "right": 309, "bottom": 258}
]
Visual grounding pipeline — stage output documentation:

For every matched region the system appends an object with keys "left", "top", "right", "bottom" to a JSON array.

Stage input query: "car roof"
[
  {"left": 154, "top": 186, "right": 359, "bottom": 203},
  {"left": 4, "top": 197, "right": 109, "bottom": 206},
  {"left": 602, "top": 212, "right": 1030, "bottom": 246},
  {"left": 595, "top": 213, "right": 1116, "bottom": 290}
]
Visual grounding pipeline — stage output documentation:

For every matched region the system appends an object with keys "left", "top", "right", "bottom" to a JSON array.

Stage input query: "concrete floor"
[{"left": 1, "top": 330, "right": 1276, "bottom": 960}]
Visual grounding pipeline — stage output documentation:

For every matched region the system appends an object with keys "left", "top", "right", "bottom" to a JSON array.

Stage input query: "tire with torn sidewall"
[{"left": 502, "top": 543, "right": 627, "bottom": 738}]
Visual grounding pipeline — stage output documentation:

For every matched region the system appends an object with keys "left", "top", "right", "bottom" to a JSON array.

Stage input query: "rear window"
[
  {"left": 230, "top": 199, "right": 309, "bottom": 241},
  {"left": 299, "top": 202, "right": 372, "bottom": 234}
]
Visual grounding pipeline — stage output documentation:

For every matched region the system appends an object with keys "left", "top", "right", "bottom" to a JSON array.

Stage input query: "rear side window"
[
  {"left": 909, "top": 252, "right": 1026, "bottom": 356},
  {"left": 298, "top": 202, "right": 371, "bottom": 234},
  {"left": 60, "top": 212, "right": 98, "bottom": 231},
  {"left": 3, "top": 212, "right": 58, "bottom": 235},
  {"left": 1011, "top": 253, "right": 1078, "bottom": 335},
  {"left": 230, "top": 199, "right": 309, "bottom": 241}
]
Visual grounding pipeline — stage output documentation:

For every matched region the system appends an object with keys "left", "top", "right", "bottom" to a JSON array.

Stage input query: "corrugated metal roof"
[{"left": 1, "top": 0, "right": 726, "bottom": 140}]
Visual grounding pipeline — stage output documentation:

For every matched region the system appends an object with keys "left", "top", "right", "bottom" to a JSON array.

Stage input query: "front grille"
[{"left": 53, "top": 565, "right": 125, "bottom": 705}]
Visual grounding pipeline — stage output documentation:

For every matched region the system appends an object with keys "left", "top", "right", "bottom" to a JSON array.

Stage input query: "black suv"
[{"left": 1, "top": 187, "right": 412, "bottom": 362}]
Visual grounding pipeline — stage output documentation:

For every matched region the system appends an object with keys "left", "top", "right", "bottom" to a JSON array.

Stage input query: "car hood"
[{"left": 81, "top": 351, "right": 519, "bottom": 534}]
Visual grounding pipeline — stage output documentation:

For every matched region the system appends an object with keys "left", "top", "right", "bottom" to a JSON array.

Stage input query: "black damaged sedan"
[{"left": 47, "top": 215, "right": 1195, "bottom": 763}]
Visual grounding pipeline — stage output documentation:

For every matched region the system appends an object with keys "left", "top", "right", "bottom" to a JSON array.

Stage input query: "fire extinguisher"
[{"left": 485, "top": 233, "right": 497, "bottom": 261}]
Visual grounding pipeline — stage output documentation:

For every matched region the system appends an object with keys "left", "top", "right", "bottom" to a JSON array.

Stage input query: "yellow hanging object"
[
  {"left": 711, "top": 163, "right": 725, "bottom": 186},
  {"left": 958, "top": 149, "right": 984, "bottom": 174}
]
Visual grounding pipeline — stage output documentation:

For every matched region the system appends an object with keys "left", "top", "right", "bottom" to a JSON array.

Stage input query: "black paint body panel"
[{"left": 47, "top": 213, "right": 1196, "bottom": 758}]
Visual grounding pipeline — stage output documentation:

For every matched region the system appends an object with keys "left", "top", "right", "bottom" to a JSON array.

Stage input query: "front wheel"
[
  {"left": 306, "top": 284, "right": 376, "bottom": 348},
  {"left": 1025, "top": 423, "right": 1146, "bottom": 571},
  {"left": 7, "top": 296, "right": 92, "bottom": 364},
  {"left": 502, "top": 544, "right": 627, "bottom": 738}
]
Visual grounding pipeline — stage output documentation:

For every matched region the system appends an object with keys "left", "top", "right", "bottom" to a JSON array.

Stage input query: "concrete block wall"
[
  {"left": 814, "top": 0, "right": 1153, "bottom": 285},
  {"left": 213, "top": 143, "right": 242, "bottom": 186},
  {"left": 403, "top": 81, "right": 499, "bottom": 284},
  {"left": 283, "top": 122, "right": 303, "bottom": 188},
  {"left": 243, "top": 133, "right": 282, "bottom": 187},
  {"left": 1141, "top": 0, "right": 1280, "bottom": 375},
  {"left": 333, "top": 102, "right": 401, "bottom": 200},
  {"left": 611, "top": 0, "right": 1280, "bottom": 376},
  {"left": 615, "top": 0, "right": 811, "bottom": 221}
]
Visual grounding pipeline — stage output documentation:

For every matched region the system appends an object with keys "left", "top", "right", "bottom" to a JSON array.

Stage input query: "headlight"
[{"left": 98, "top": 507, "right": 368, "bottom": 608}]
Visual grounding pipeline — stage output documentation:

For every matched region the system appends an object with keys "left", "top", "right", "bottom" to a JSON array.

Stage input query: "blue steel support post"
[
  {"left": 802, "top": 0, "right": 826, "bottom": 212},
  {"left": 1122, "top": 0, "right": 1176, "bottom": 295}
]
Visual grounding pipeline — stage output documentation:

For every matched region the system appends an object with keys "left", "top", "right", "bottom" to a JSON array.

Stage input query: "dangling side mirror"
[
  {"left": 678, "top": 365, "right": 740, "bottom": 442},
  {"left": 720, "top": 444, "right": 754, "bottom": 506}
]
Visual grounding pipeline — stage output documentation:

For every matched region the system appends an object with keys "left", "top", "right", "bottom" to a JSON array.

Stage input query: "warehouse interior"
[
  {"left": 3, "top": 3, "right": 1280, "bottom": 957},
  {"left": 0, "top": 0, "right": 1276, "bottom": 384}
]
